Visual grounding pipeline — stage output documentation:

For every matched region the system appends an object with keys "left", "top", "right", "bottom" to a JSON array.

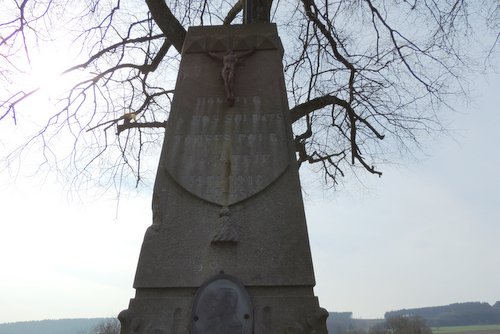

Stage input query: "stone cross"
[
  {"left": 244, "top": 0, "right": 254, "bottom": 23},
  {"left": 243, "top": 0, "right": 271, "bottom": 23}
]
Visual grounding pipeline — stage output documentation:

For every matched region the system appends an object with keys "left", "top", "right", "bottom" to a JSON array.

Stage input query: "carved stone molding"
[
  {"left": 212, "top": 206, "right": 240, "bottom": 244},
  {"left": 183, "top": 24, "right": 281, "bottom": 53}
]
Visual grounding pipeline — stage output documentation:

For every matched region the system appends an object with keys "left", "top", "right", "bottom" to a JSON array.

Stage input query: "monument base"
[{"left": 119, "top": 286, "right": 328, "bottom": 333}]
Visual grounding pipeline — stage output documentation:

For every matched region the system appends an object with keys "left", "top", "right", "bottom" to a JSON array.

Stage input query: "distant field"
[{"left": 432, "top": 324, "right": 500, "bottom": 334}]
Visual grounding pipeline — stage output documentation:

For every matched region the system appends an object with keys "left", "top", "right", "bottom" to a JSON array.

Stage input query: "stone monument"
[{"left": 119, "top": 23, "right": 328, "bottom": 334}]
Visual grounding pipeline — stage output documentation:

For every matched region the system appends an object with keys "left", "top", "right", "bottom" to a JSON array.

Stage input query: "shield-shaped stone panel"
[{"left": 164, "top": 94, "right": 290, "bottom": 206}]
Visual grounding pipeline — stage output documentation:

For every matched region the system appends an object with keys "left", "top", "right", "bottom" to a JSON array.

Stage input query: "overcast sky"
[
  {"left": 307, "top": 70, "right": 500, "bottom": 317},
  {"left": 1, "top": 50, "right": 499, "bottom": 324}
]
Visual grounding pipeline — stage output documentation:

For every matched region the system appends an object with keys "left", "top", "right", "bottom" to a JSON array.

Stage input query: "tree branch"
[
  {"left": 290, "top": 95, "right": 385, "bottom": 140},
  {"left": 117, "top": 121, "right": 167, "bottom": 134},
  {"left": 224, "top": 0, "right": 243, "bottom": 25},
  {"left": 145, "top": 0, "right": 186, "bottom": 53},
  {"left": 143, "top": 40, "right": 172, "bottom": 74},
  {"left": 63, "top": 34, "right": 164, "bottom": 74},
  {"left": 291, "top": 95, "right": 344, "bottom": 123}
]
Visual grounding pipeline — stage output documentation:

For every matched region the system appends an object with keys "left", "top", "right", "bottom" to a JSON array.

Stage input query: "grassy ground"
[{"left": 432, "top": 324, "right": 500, "bottom": 334}]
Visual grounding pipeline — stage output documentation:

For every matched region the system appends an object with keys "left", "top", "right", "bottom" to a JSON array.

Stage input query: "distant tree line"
[
  {"left": 385, "top": 302, "right": 500, "bottom": 327},
  {"left": 328, "top": 312, "right": 431, "bottom": 334}
]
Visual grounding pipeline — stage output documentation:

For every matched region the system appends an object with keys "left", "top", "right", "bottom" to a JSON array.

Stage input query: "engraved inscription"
[{"left": 164, "top": 95, "right": 289, "bottom": 205}]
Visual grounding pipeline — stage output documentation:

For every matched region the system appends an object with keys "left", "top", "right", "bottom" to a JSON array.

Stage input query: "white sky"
[
  {"left": 307, "top": 71, "right": 500, "bottom": 318},
  {"left": 1, "top": 44, "right": 499, "bottom": 323}
]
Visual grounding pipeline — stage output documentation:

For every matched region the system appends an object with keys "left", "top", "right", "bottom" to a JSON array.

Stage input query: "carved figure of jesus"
[{"left": 208, "top": 49, "right": 255, "bottom": 107}]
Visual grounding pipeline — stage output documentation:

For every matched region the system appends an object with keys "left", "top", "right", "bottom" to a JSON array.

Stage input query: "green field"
[{"left": 432, "top": 324, "right": 500, "bottom": 334}]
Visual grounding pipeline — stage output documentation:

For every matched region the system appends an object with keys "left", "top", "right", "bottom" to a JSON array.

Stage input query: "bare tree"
[
  {"left": 91, "top": 318, "right": 120, "bottom": 334},
  {"left": 0, "top": 0, "right": 498, "bottom": 190},
  {"left": 386, "top": 315, "right": 432, "bottom": 334}
]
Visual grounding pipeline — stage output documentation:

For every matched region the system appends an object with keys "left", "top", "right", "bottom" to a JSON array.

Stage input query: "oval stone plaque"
[{"left": 191, "top": 275, "right": 253, "bottom": 334}]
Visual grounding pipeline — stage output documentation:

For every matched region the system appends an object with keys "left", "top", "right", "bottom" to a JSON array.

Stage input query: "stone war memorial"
[{"left": 118, "top": 20, "right": 329, "bottom": 334}]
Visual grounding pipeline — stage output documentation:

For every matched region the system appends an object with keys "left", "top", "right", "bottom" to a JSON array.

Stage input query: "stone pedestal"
[{"left": 119, "top": 24, "right": 328, "bottom": 334}]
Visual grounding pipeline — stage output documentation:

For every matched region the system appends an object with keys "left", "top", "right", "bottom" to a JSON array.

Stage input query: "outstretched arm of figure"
[
  {"left": 207, "top": 51, "right": 223, "bottom": 61},
  {"left": 237, "top": 48, "right": 256, "bottom": 59}
]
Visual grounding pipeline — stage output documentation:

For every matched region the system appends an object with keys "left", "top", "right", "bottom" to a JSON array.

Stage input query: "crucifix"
[{"left": 207, "top": 49, "right": 255, "bottom": 107}]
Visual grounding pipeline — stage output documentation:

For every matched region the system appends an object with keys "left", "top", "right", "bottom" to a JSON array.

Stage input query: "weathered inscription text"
[{"left": 164, "top": 96, "right": 289, "bottom": 205}]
